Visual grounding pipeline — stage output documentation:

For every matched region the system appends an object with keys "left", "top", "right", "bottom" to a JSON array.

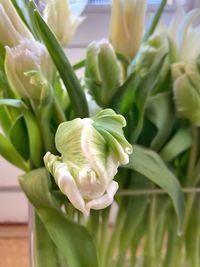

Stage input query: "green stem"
[
  {"left": 115, "top": 197, "right": 148, "bottom": 267},
  {"left": 182, "top": 193, "right": 196, "bottom": 234},
  {"left": 99, "top": 208, "right": 110, "bottom": 267},
  {"left": 131, "top": 108, "right": 145, "bottom": 143},
  {"left": 183, "top": 126, "right": 198, "bottom": 233},
  {"left": 86, "top": 210, "right": 100, "bottom": 248},
  {"left": 73, "top": 59, "right": 85, "bottom": 71},
  {"left": 53, "top": 97, "right": 66, "bottom": 124},
  {"left": 104, "top": 207, "right": 127, "bottom": 267},
  {"left": 155, "top": 200, "right": 170, "bottom": 265},
  {"left": 143, "top": 0, "right": 167, "bottom": 42},
  {"left": 130, "top": 217, "right": 147, "bottom": 266},
  {"left": 186, "top": 125, "right": 198, "bottom": 185},
  {"left": 163, "top": 212, "right": 182, "bottom": 267},
  {"left": 149, "top": 196, "right": 157, "bottom": 266},
  {"left": 185, "top": 198, "right": 200, "bottom": 267},
  {"left": 38, "top": 115, "right": 55, "bottom": 153},
  {"left": 186, "top": 220, "right": 200, "bottom": 267},
  {"left": 142, "top": 196, "right": 157, "bottom": 267}
]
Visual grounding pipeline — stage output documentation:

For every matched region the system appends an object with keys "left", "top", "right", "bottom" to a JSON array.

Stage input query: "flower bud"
[
  {"left": 5, "top": 39, "right": 54, "bottom": 107},
  {"left": 110, "top": 0, "right": 147, "bottom": 60},
  {"left": 85, "top": 39, "right": 123, "bottom": 107},
  {"left": 44, "top": 0, "right": 87, "bottom": 46},
  {"left": 172, "top": 59, "right": 200, "bottom": 126},
  {"left": 44, "top": 109, "right": 132, "bottom": 215},
  {"left": 128, "top": 33, "right": 176, "bottom": 91},
  {"left": 0, "top": 0, "right": 33, "bottom": 47}
]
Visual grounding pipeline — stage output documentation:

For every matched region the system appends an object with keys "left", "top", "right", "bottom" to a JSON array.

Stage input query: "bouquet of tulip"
[{"left": 0, "top": 0, "right": 200, "bottom": 266}]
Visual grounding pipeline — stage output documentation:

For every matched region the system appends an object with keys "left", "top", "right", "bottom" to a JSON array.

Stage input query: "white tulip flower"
[
  {"left": 0, "top": 0, "right": 33, "bottom": 47},
  {"left": 44, "top": 109, "right": 132, "bottom": 215},
  {"left": 110, "top": 0, "right": 147, "bottom": 60},
  {"left": 44, "top": 0, "right": 87, "bottom": 46},
  {"left": 156, "top": 6, "right": 200, "bottom": 61},
  {"left": 5, "top": 39, "right": 54, "bottom": 107}
]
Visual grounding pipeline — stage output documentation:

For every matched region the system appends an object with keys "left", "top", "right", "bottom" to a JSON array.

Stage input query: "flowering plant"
[{"left": 0, "top": 0, "right": 199, "bottom": 266}]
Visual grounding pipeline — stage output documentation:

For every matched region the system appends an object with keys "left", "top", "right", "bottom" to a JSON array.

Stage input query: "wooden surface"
[{"left": 0, "top": 224, "right": 29, "bottom": 267}]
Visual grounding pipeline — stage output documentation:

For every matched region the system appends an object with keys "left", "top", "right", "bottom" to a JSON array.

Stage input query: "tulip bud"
[
  {"left": 128, "top": 33, "right": 176, "bottom": 91},
  {"left": 110, "top": 0, "right": 147, "bottom": 60},
  {"left": 5, "top": 39, "right": 54, "bottom": 108},
  {"left": 172, "top": 59, "right": 200, "bottom": 126},
  {"left": 0, "top": 0, "right": 33, "bottom": 47},
  {"left": 44, "top": 0, "right": 87, "bottom": 46},
  {"left": 44, "top": 109, "right": 132, "bottom": 215},
  {"left": 85, "top": 39, "right": 123, "bottom": 107}
]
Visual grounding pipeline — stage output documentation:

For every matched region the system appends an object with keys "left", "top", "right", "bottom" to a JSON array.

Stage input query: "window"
[
  {"left": 87, "top": 0, "right": 174, "bottom": 4},
  {"left": 86, "top": 0, "right": 195, "bottom": 12}
]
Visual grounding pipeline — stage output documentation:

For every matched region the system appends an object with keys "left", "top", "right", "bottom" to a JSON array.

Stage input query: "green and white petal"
[{"left": 55, "top": 118, "right": 92, "bottom": 165}]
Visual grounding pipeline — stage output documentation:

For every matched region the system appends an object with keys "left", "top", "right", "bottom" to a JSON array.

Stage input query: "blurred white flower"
[
  {"left": 110, "top": 0, "right": 147, "bottom": 60},
  {"left": 0, "top": 0, "right": 33, "bottom": 47},
  {"left": 44, "top": 0, "right": 87, "bottom": 46},
  {"left": 156, "top": 6, "right": 200, "bottom": 61},
  {"left": 44, "top": 109, "right": 132, "bottom": 215},
  {"left": 5, "top": 39, "right": 54, "bottom": 107}
]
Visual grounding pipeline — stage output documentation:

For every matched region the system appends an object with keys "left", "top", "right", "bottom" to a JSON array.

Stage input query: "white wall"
[{"left": 0, "top": 2, "right": 195, "bottom": 222}]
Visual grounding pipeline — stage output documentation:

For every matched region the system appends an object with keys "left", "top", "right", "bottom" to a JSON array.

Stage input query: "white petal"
[
  {"left": 86, "top": 180, "right": 119, "bottom": 212},
  {"left": 176, "top": 9, "right": 200, "bottom": 59},
  {"left": 56, "top": 164, "right": 88, "bottom": 215},
  {"left": 0, "top": 1, "right": 33, "bottom": 47}
]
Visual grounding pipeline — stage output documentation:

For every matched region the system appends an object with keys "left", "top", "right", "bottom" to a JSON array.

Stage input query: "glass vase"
[{"left": 28, "top": 189, "right": 200, "bottom": 267}]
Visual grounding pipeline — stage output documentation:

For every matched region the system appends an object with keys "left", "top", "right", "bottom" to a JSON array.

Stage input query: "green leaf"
[
  {"left": 0, "top": 99, "right": 27, "bottom": 109},
  {"left": 160, "top": 129, "right": 192, "bottom": 162},
  {"left": 24, "top": 112, "right": 44, "bottom": 168},
  {"left": 0, "top": 99, "right": 29, "bottom": 139},
  {"left": 0, "top": 44, "right": 16, "bottom": 98},
  {"left": 73, "top": 59, "right": 85, "bottom": 71},
  {"left": 192, "top": 160, "right": 200, "bottom": 186},
  {"left": 146, "top": 92, "right": 175, "bottom": 151},
  {"left": 0, "top": 99, "right": 43, "bottom": 167},
  {"left": 116, "top": 52, "right": 130, "bottom": 66},
  {"left": 119, "top": 54, "right": 167, "bottom": 143},
  {"left": 0, "top": 133, "right": 29, "bottom": 171},
  {"left": 33, "top": 9, "right": 89, "bottom": 118},
  {"left": 11, "top": 0, "right": 39, "bottom": 38},
  {"left": 34, "top": 213, "right": 60, "bottom": 267},
  {"left": 19, "top": 168, "right": 99, "bottom": 267},
  {"left": 9, "top": 115, "right": 29, "bottom": 160},
  {"left": 0, "top": 106, "right": 12, "bottom": 135},
  {"left": 126, "top": 145, "right": 185, "bottom": 232}
]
